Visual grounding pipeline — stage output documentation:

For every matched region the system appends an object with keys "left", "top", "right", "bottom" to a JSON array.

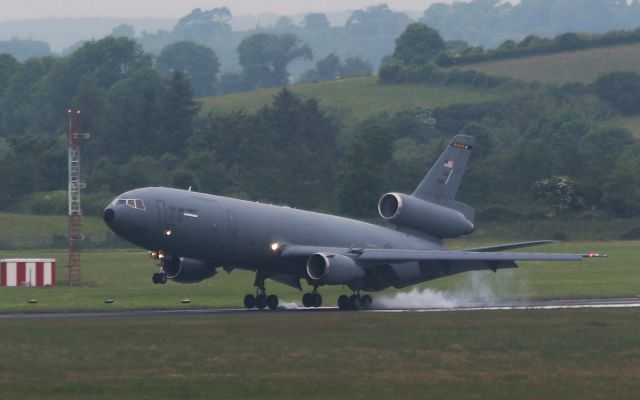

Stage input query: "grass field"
[
  {"left": 1, "top": 309, "right": 639, "bottom": 399},
  {"left": 451, "top": 43, "right": 640, "bottom": 84},
  {"left": 200, "top": 76, "right": 501, "bottom": 123},
  {"left": 0, "top": 241, "right": 637, "bottom": 313}
]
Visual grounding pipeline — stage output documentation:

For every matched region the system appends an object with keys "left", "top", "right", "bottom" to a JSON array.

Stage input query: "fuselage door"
[
  {"left": 226, "top": 210, "right": 237, "bottom": 238},
  {"left": 156, "top": 200, "right": 166, "bottom": 223}
]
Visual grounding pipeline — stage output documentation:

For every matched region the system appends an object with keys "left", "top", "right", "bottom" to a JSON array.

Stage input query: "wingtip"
[{"left": 582, "top": 253, "right": 608, "bottom": 258}]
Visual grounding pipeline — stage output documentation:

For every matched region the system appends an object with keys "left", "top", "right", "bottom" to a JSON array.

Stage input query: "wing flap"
[{"left": 463, "top": 240, "right": 558, "bottom": 252}]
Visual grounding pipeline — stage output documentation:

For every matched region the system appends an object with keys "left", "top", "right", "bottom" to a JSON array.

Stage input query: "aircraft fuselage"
[{"left": 105, "top": 187, "right": 443, "bottom": 289}]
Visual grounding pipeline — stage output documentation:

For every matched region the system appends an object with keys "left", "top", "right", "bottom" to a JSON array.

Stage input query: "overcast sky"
[{"left": 0, "top": 0, "right": 470, "bottom": 22}]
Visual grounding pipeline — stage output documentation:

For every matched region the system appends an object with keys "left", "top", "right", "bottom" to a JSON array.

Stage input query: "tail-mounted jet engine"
[
  {"left": 306, "top": 253, "right": 365, "bottom": 285},
  {"left": 162, "top": 256, "right": 217, "bottom": 284},
  {"left": 378, "top": 192, "right": 474, "bottom": 239}
]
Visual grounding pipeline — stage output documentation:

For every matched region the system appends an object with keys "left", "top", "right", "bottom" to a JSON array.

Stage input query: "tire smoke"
[{"left": 373, "top": 270, "right": 529, "bottom": 309}]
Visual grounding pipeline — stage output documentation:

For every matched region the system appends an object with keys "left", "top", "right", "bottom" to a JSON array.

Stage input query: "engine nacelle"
[
  {"left": 306, "top": 253, "right": 365, "bottom": 285},
  {"left": 162, "top": 257, "right": 217, "bottom": 284},
  {"left": 378, "top": 192, "right": 474, "bottom": 238}
]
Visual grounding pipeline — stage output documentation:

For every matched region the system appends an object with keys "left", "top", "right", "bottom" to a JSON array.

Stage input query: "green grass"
[
  {"left": 0, "top": 241, "right": 637, "bottom": 313},
  {"left": 0, "top": 213, "right": 107, "bottom": 237},
  {"left": 0, "top": 212, "right": 115, "bottom": 248},
  {"left": 201, "top": 76, "right": 501, "bottom": 123},
  {"left": 451, "top": 42, "right": 640, "bottom": 84},
  {"left": 1, "top": 309, "right": 639, "bottom": 399}
]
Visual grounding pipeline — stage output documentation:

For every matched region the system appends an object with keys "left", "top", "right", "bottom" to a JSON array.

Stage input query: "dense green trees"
[
  {"left": 393, "top": 23, "right": 446, "bottom": 66},
  {"left": 593, "top": 72, "right": 640, "bottom": 115},
  {"left": 238, "top": 33, "right": 312, "bottom": 88},
  {"left": 337, "top": 125, "right": 394, "bottom": 216},
  {"left": 190, "top": 89, "right": 338, "bottom": 209},
  {"left": 156, "top": 41, "right": 220, "bottom": 97}
]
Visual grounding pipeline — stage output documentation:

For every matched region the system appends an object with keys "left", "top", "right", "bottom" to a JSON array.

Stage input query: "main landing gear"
[
  {"left": 244, "top": 291, "right": 279, "bottom": 310},
  {"left": 152, "top": 272, "right": 167, "bottom": 284},
  {"left": 337, "top": 291, "right": 372, "bottom": 311},
  {"left": 301, "top": 287, "right": 322, "bottom": 308},
  {"left": 244, "top": 271, "right": 279, "bottom": 310}
]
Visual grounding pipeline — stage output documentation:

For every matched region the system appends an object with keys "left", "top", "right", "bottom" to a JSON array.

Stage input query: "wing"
[
  {"left": 280, "top": 245, "right": 605, "bottom": 265},
  {"left": 356, "top": 249, "right": 595, "bottom": 264}
]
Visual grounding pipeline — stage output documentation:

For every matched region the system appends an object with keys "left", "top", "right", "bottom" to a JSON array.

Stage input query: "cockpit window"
[{"left": 116, "top": 198, "right": 145, "bottom": 210}]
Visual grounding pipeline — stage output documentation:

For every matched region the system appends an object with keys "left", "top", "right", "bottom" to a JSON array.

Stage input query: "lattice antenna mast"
[{"left": 67, "top": 109, "right": 89, "bottom": 286}]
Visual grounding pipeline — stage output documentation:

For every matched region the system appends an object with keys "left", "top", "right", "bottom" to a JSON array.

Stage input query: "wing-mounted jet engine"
[{"left": 150, "top": 252, "right": 217, "bottom": 284}]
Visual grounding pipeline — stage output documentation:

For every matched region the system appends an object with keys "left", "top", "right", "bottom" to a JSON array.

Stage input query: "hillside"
[
  {"left": 451, "top": 43, "right": 640, "bottom": 84},
  {"left": 201, "top": 76, "right": 502, "bottom": 123}
]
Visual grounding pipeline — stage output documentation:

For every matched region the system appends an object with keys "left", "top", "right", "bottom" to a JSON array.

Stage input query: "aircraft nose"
[{"left": 103, "top": 207, "right": 115, "bottom": 224}]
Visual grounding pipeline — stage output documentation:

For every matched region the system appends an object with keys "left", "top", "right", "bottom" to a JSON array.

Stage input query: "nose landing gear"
[{"left": 152, "top": 272, "right": 167, "bottom": 284}]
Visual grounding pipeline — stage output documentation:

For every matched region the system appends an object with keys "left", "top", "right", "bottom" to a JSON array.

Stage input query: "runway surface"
[{"left": 1, "top": 297, "right": 640, "bottom": 320}]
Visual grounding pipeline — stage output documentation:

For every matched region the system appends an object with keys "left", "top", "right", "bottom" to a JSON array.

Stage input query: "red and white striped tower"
[{"left": 67, "top": 109, "right": 89, "bottom": 286}]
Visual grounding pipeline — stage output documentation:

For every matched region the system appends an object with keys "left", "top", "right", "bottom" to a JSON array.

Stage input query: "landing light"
[
  {"left": 164, "top": 229, "right": 172, "bottom": 236},
  {"left": 270, "top": 242, "right": 282, "bottom": 253}
]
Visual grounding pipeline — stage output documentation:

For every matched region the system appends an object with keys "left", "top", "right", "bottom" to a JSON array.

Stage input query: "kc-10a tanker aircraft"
[{"left": 103, "top": 135, "right": 604, "bottom": 310}]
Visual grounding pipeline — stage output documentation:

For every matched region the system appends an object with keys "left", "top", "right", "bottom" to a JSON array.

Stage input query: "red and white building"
[{"left": 0, "top": 259, "right": 56, "bottom": 287}]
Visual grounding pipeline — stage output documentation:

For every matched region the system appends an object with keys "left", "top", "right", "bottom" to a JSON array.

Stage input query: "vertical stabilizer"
[{"left": 412, "top": 134, "right": 475, "bottom": 201}]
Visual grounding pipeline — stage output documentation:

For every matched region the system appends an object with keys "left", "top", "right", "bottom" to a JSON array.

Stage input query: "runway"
[{"left": 1, "top": 297, "right": 639, "bottom": 320}]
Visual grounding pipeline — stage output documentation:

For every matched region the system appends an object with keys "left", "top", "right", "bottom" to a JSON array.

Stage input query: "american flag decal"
[{"left": 444, "top": 160, "right": 454, "bottom": 169}]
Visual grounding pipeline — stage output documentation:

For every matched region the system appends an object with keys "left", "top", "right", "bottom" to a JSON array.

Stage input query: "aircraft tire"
[
  {"left": 312, "top": 293, "right": 322, "bottom": 308},
  {"left": 349, "top": 295, "right": 361, "bottom": 310},
  {"left": 302, "top": 293, "right": 313, "bottom": 307},
  {"left": 158, "top": 273, "right": 167, "bottom": 284},
  {"left": 256, "top": 294, "right": 267, "bottom": 309},
  {"left": 152, "top": 273, "right": 160, "bottom": 284},
  {"left": 361, "top": 295, "right": 372, "bottom": 309},
  {"left": 338, "top": 295, "right": 349, "bottom": 310},
  {"left": 267, "top": 295, "right": 279, "bottom": 310},
  {"left": 244, "top": 294, "right": 256, "bottom": 309}
]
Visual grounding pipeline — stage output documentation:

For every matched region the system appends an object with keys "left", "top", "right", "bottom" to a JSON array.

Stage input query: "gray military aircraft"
[{"left": 103, "top": 134, "right": 604, "bottom": 310}]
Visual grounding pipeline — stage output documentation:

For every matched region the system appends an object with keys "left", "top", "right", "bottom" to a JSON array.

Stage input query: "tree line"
[{"left": 2, "top": 24, "right": 640, "bottom": 227}]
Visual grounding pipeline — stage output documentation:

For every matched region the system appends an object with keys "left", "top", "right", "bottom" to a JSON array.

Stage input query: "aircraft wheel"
[
  {"left": 267, "top": 295, "right": 279, "bottom": 310},
  {"left": 256, "top": 294, "right": 267, "bottom": 309},
  {"left": 244, "top": 294, "right": 256, "bottom": 309},
  {"left": 312, "top": 293, "right": 323, "bottom": 308},
  {"left": 361, "top": 294, "right": 372, "bottom": 309},
  {"left": 302, "top": 293, "right": 314, "bottom": 307},
  {"left": 349, "top": 295, "right": 361, "bottom": 310},
  {"left": 158, "top": 273, "right": 167, "bottom": 284},
  {"left": 337, "top": 295, "right": 350, "bottom": 310},
  {"left": 152, "top": 273, "right": 160, "bottom": 284}
]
